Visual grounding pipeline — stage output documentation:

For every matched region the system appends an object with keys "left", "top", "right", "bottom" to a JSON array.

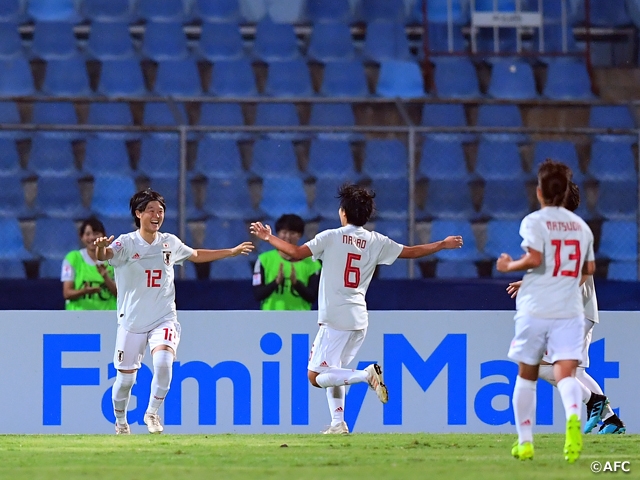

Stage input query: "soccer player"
[
  {"left": 251, "top": 183, "right": 463, "bottom": 434},
  {"left": 496, "top": 161, "right": 595, "bottom": 463},
  {"left": 95, "top": 188, "right": 254, "bottom": 435},
  {"left": 506, "top": 182, "right": 625, "bottom": 435}
]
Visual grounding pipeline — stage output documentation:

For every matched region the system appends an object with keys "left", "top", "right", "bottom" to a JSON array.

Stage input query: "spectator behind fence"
[
  {"left": 61, "top": 217, "right": 117, "bottom": 310},
  {"left": 253, "top": 214, "right": 321, "bottom": 310}
]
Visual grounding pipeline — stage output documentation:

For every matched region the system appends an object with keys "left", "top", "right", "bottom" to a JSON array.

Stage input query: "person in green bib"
[
  {"left": 61, "top": 217, "right": 117, "bottom": 310},
  {"left": 253, "top": 214, "right": 321, "bottom": 310}
]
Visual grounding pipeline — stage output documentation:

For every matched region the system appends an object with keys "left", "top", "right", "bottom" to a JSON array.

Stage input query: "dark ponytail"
[{"left": 538, "top": 159, "right": 571, "bottom": 207}]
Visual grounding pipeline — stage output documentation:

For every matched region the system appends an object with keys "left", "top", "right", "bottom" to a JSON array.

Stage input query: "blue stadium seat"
[
  {"left": 27, "top": 0, "right": 78, "bottom": 21},
  {"left": 209, "top": 59, "right": 257, "bottom": 97},
  {"left": 137, "top": 0, "right": 186, "bottom": 21},
  {"left": 0, "top": 139, "right": 22, "bottom": 177},
  {"left": 147, "top": 177, "right": 202, "bottom": 220},
  {"left": 377, "top": 261, "right": 416, "bottom": 279},
  {"left": 364, "top": 21, "right": 411, "bottom": 62},
  {"left": 307, "top": 22, "right": 355, "bottom": 62},
  {"left": 260, "top": 176, "right": 312, "bottom": 219},
  {"left": 598, "top": 220, "right": 637, "bottom": 261},
  {"left": 0, "top": 175, "right": 28, "bottom": 218},
  {"left": 0, "top": 0, "right": 24, "bottom": 23},
  {"left": 86, "top": 21, "right": 135, "bottom": 60},
  {"left": 203, "top": 177, "right": 258, "bottom": 219},
  {"left": 142, "top": 102, "right": 188, "bottom": 125},
  {"left": 254, "top": 103, "right": 301, "bottom": 138},
  {"left": 198, "top": 22, "right": 244, "bottom": 62},
  {"left": 419, "top": 138, "right": 469, "bottom": 180},
  {"left": 532, "top": 141, "right": 584, "bottom": 180},
  {"left": 253, "top": 20, "right": 299, "bottom": 62},
  {"left": 434, "top": 58, "right": 480, "bottom": 98},
  {"left": 588, "top": 141, "right": 635, "bottom": 180},
  {"left": 0, "top": 218, "right": 30, "bottom": 259},
  {"left": 39, "top": 258, "right": 65, "bottom": 279},
  {"left": 265, "top": 60, "right": 313, "bottom": 97},
  {"left": 91, "top": 174, "right": 136, "bottom": 218},
  {"left": 192, "top": 136, "right": 244, "bottom": 179},
  {"left": 87, "top": 102, "right": 133, "bottom": 126},
  {"left": 533, "top": 24, "right": 580, "bottom": 58},
  {"left": 480, "top": 179, "right": 530, "bottom": 220},
  {"left": 374, "top": 219, "right": 408, "bottom": 244},
  {"left": 83, "top": 134, "right": 133, "bottom": 176},
  {"left": 307, "top": 139, "right": 357, "bottom": 179},
  {"left": 476, "top": 28, "right": 518, "bottom": 55},
  {"left": 31, "top": 21, "right": 77, "bottom": 59},
  {"left": 589, "top": 105, "right": 635, "bottom": 129},
  {"left": 198, "top": 102, "right": 244, "bottom": 128},
  {"left": 101, "top": 217, "right": 136, "bottom": 237},
  {"left": 32, "top": 218, "right": 79, "bottom": 259},
  {"left": 607, "top": 261, "right": 638, "bottom": 281},
  {"left": 421, "top": 104, "right": 475, "bottom": 143},
  {"left": 416, "top": 0, "right": 468, "bottom": 24},
  {"left": 436, "top": 261, "right": 478, "bottom": 278},
  {"left": 83, "top": 0, "right": 134, "bottom": 21},
  {"left": 475, "top": 140, "right": 525, "bottom": 180},
  {"left": 307, "top": 0, "right": 352, "bottom": 22},
  {"left": 420, "top": 179, "right": 474, "bottom": 220},
  {"left": 155, "top": 59, "right": 202, "bottom": 96},
  {"left": 377, "top": 60, "right": 425, "bottom": 98},
  {"left": 430, "top": 219, "right": 481, "bottom": 260},
  {"left": 371, "top": 178, "right": 409, "bottom": 220},
  {"left": 360, "top": 0, "right": 405, "bottom": 22},
  {"left": 32, "top": 101, "right": 77, "bottom": 124},
  {"left": 28, "top": 134, "right": 78, "bottom": 178},
  {"left": 42, "top": 57, "right": 91, "bottom": 96},
  {"left": 313, "top": 177, "right": 351, "bottom": 218},
  {"left": 426, "top": 23, "right": 466, "bottom": 53},
  {"left": 0, "top": 58, "right": 35, "bottom": 95},
  {"left": 474, "top": 0, "right": 526, "bottom": 11},
  {"left": 0, "top": 23, "right": 23, "bottom": 59},
  {"left": 590, "top": 0, "right": 631, "bottom": 26},
  {"left": 191, "top": 0, "right": 241, "bottom": 22},
  {"left": 142, "top": 21, "right": 188, "bottom": 61},
  {"left": 0, "top": 259, "right": 26, "bottom": 279},
  {"left": 98, "top": 59, "right": 146, "bottom": 97},
  {"left": 543, "top": 60, "right": 593, "bottom": 100},
  {"left": 251, "top": 139, "right": 299, "bottom": 178},
  {"left": 34, "top": 176, "right": 88, "bottom": 219},
  {"left": 476, "top": 104, "right": 527, "bottom": 142},
  {"left": 595, "top": 179, "right": 637, "bottom": 221},
  {"left": 321, "top": 60, "right": 368, "bottom": 97},
  {"left": 488, "top": 60, "right": 537, "bottom": 100},
  {"left": 362, "top": 140, "right": 407, "bottom": 180},
  {"left": 209, "top": 255, "right": 254, "bottom": 279},
  {"left": 309, "top": 103, "right": 355, "bottom": 129},
  {"left": 138, "top": 133, "right": 180, "bottom": 178},
  {"left": 0, "top": 102, "right": 20, "bottom": 124}
]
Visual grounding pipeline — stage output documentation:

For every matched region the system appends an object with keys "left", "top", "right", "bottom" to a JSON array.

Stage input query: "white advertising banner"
[{"left": 1, "top": 310, "right": 637, "bottom": 434}]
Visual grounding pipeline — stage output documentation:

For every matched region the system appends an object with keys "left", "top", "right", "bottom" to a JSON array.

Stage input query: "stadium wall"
[{"left": 1, "top": 310, "right": 637, "bottom": 434}]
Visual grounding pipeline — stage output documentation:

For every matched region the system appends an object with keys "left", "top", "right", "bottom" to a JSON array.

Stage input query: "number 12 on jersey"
[
  {"left": 551, "top": 239, "right": 581, "bottom": 278},
  {"left": 145, "top": 269, "right": 162, "bottom": 287},
  {"left": 344, "top": 253, "right": 361, "bottom": 288}
]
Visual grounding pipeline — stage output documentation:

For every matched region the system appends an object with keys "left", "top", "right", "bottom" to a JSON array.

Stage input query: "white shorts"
[
  {"left": 113, "top": 319, "right": 181, "bottom": 370},
  {"left": 308, "top": 324, "right": 366, "bottom": 373},
  {"left": 542, "top": 318, "right": 595, "bottom": 367},
  {"left": 508, "top": 313, "right": 584, "bottom": 366}
]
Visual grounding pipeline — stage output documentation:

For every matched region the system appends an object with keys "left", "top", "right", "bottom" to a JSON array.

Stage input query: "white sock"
[
  {"left": 513, "top": 376, "right": 536, "bottom": 444},
  {"left": 326, "top": 386, "right": 345, "bottom": 426},
  {"left": 112, "top": 371, "right": 136, "bottom": 424},
  {"left": 315, "top": 368, "right": 368, "bottom": 388},
  {"left": 576, "top": 368, "right": 614, "bottom": 420},
  {"left": 538, "top": 365, "right": 556, "bottom": 386},
  {"left": 556, "top": 377, "right": 582, "bottom": 420},
  {"left": 147, "top": 350, "right": 174, "bottom": 415}
]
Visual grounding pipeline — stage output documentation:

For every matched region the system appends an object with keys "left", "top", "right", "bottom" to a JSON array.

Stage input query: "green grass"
[{"left": 0, "top": 433, "right": 638, "bottom": 480}]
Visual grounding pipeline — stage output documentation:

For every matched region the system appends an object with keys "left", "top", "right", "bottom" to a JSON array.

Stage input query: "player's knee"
[{"left": 307, "top": 370, "right": 321, "bottom": 388}]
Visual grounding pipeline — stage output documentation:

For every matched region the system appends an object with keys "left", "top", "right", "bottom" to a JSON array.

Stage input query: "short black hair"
[
  {"left": 129, "top": 188, "right": 166, "bottom": 228},
  {"left": 337, "top": 183, "right": 375, "bottom": 227},
  {"left": 538, "top": 159, "right": 571, "bottom": 207},
  {"left": 275, "top": 214, "right": 305, "bottom": 234},
  {"left": 564, "top": 181, "right": 580, "bottom": 212},
  {"left": 78, "top": 216, "right": 106, "bottom": 237}
]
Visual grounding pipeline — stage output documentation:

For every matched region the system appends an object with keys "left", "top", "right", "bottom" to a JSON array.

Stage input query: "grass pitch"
[{"left": 0, "top": 433, "right": 638, "bottom": 480}]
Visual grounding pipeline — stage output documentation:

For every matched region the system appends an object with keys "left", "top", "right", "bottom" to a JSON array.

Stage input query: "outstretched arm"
[
  {"left": 250, "top": 222, "right": 312, "bottom": 260},
  {"left": 189, "top": 242, "right": 254, "bottom": 263},
  {"left": 496, "top": 248, "right": 542, "bottom": 273},
  {"left": 94, "top": 236, "right": 115, "bottom": 261},
  {"left": 397, "top": 235, "right": 463, "bottom": 259}
]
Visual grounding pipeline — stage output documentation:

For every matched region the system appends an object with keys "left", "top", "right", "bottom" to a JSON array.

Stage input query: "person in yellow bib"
[
  {"left": 61, "top": 217, "right": 117, "bottom": 310},
  {"left": 252, "top": 214, "right": 321, "bottom": 310}
]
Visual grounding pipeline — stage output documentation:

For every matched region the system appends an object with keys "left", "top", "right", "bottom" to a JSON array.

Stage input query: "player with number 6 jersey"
[
  {"left": 251, "top": 183, "right": 463, "bottom": 434},
  {"left": 95, "top": 188, "right": 254, "bottom": 436}
]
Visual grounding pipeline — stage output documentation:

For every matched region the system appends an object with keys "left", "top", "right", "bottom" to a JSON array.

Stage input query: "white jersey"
[
  {"left": 516, "top": 207, "right": 594, "bottom": 319},
  {"left": 305, "top": 224, "right": 403, "bottom": 331},
  {"left": 582, "top": 276, "right": 598, "bottom": 323},
  {"left": 108, "top": 231, "right": 193, "bottom": 333}
]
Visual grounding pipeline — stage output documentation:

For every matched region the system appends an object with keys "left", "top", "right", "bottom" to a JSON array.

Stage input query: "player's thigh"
[
  {"left": 148, "top": 319, "right": 181, "bottom": 355},
  {"left": 339, "top": 328, "right": 367, "bottom": 367},
  {"left": 546, "top": 316, "right": 584, "bottom": 363},
  {"left": 114, "top": 325, "right": 148, "bottom": 370},
  {"left": 308, "top": 325, "right": 355, "bottom": 371},
  {"left": 507, "top": 313, "right": 549, "bottom": 366},
  {"left": 580, "top": 319, "right": 595, "bottom": 368}
]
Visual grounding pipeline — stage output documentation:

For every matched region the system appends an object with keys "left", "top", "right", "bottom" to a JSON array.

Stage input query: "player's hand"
[
  {"left": 442, "top": 235, "right": 463, "bottom": 249},
  {"left": 276, "top": 263, "right": 284, "bottom": 285},
  {"left": 94, "top": 235, "right": 114, "bottom": 248},
  {"left": 496, "top": 253, "right": 513, "bottom": 273},
  {"left": 231, "top": 241, "right": 254, "bottom": 257},
  {"left": 96, "top": 264, "right": 110, "bottom": 279},
  {"left": 289, "top": 264, "right": 297, "bottom": 284},
  {"left": 506, "top": 280, "right": 522, "bottom": 299},
  {"left": 83, "top": 286, "right": 101, "bottom": 295},
  {"left": 250, "top": 222, "right": 272, "bottom": 241}
]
